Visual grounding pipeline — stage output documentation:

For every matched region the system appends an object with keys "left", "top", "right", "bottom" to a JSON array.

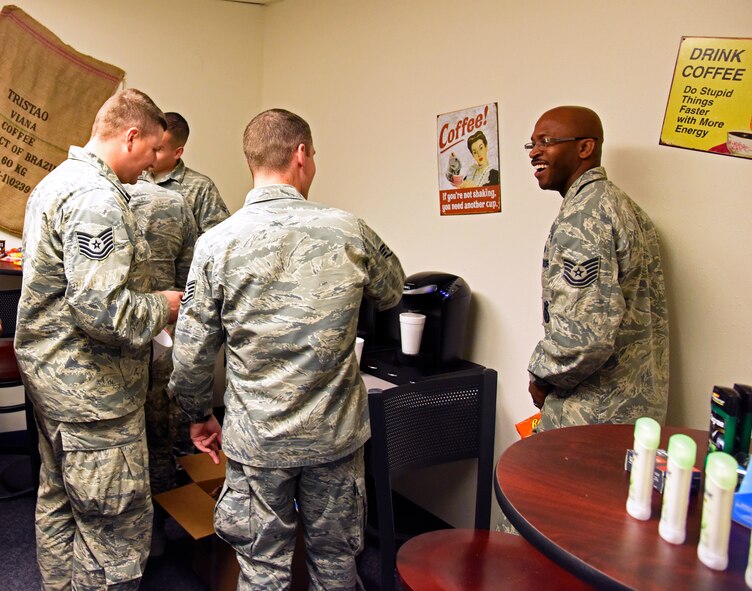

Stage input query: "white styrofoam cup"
[{"left": 399, "top": 312, "right": 426, "bottom": 355}]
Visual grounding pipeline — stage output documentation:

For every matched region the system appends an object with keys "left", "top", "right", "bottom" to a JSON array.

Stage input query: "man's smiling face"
[{"left": 528, "top": 116, "right": 584, "bottom": 196}]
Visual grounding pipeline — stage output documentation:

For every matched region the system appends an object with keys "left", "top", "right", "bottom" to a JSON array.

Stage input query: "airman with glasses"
[{"left": 526, "top": 106, "right": 669, "bottom": 431}]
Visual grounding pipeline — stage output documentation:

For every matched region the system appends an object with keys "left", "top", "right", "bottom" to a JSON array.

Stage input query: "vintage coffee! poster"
[{"left": 437, "top": 103, "right": 501, "bottom": 216}]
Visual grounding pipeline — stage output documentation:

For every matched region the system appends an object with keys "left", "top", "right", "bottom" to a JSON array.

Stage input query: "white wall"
[{"left": 260, "top": 0, "right": 752, "bottom": 527}]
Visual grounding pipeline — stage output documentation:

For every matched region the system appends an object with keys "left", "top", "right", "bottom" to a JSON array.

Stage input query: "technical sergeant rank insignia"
[
  {"left": 562, "top": 256, "right": 600, "bottom": 288},
  {"left": 181, "top": 280, "right": 196, "bottom": 305},
  {"left": 76, "top": 228, "right": 114, "bottom": 261}
]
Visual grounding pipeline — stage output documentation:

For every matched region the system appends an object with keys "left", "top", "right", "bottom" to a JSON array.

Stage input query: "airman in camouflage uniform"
[
  {"left": 14, "top": 89, "right": 183, "bottom": 591},
  {"left": 526, "top": 106, "right": 669, "bottom": 430},
  {"left": 127, "top": 179, "right": 197, "bottom": 495},
  {"left": 169, "top": 109, "right": 405, "bottom": 591},
  {"left": 142, "top": 112, "right": 229, "bottom": 235},
  {"left": 141, "top": 112, "right": 229, "bottom": 459}
]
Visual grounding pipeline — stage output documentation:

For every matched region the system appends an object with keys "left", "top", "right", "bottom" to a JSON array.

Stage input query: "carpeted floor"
[
  {"left": 0, "top": 455, "right": 386, "bottom": 590},
  {"left": 0, "top": 492, "right": 39, "bottom": 590}
]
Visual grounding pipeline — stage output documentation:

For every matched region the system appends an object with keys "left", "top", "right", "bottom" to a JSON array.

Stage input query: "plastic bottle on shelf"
[
  {"left": 697, "top": 451, "right": 738, "bottom": 570},
  {"left": 659, "top": 434, "right": 697, "bottom": 544},
  {"left": 626, "top": 417, "right": 661, "bottom": 521}
]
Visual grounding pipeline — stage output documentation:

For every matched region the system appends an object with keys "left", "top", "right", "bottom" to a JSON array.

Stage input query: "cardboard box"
[{"left": 155, "top": 452, "right": 308, "bottom": 591}]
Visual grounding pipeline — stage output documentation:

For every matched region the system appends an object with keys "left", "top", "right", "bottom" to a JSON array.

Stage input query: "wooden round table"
[
  {"left": 495, "top": 424, "right": 751, "bottom": 590},
  {"left": 0, "top": 260, "right": 22, "bottom": 275},
  {"left": 397, "top": 529, "right": 594, "bottom": 590}
]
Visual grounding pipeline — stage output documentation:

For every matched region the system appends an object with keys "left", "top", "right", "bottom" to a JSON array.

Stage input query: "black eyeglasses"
[{"left": 524, "top": 137, "right": 598, "bottom": 151}]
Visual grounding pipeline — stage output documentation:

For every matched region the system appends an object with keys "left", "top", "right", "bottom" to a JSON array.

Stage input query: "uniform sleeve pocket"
[{"left": 133, "top": 233, "right": 150, "bottom": 264}]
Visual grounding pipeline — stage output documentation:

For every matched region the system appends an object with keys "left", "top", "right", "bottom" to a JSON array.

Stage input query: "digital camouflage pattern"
[
  {"left": 127, "top": 179, "right": 196, "bottom": 293},
  {"left": 529, "top": 167, "right": 669, "bottom": 430},
  {"left": 128, "top": 179, "right": 197, "bottom": 494},
  {"left": 143, "top": 377, "right": 177, "bottom": 495},
  {"left": 15, "top": 147, "right": 168, "bottom": 590},
  {"left": 169, "top": 184, "right": 405, "bottom": 468},
  {"left": 15, "top": 147, "right": 170, "bottom": 422},
  {"left": 143, "top": 158, "right": 229, "bottom": 235},
  {"left": 170, "top": 183, "right": 402, "bottom": 589},
  {"left": 215, "top": 449, "right": 366, "bottom": 591},
  {"left": 35, "top": 409, "right": 152, "bottom": 591}
]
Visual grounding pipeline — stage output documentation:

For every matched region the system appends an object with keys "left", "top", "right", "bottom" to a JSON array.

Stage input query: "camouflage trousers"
[
  {"left": 214, "top": 447, "right": 367, "bottom": 591},
  {"left": 34, "top": 407, "right": 152, "bottom": 591},
  {"left": 144, "top": 352, "right": 177, "bottom": 495}
]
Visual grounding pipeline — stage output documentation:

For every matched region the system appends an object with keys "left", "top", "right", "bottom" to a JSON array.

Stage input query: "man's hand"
[
  {"left": 190, "top": 416, "right": 223, "bottom": 464},
  {"left": 528, "top": 380, "right": 552, "bottom": 410},
  {"left": 158, "top": 290, "right": 183, "bottom": 323}
]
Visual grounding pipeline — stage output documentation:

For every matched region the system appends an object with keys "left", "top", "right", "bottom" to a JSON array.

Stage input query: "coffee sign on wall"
[
  {"left": 437, "top": 103, "right": 501, "bottom": 216},
  {"left": 660, "top": 36, "right": 752, "bottom": 159}
]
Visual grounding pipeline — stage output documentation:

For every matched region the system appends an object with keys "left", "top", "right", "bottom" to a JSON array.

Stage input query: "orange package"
[{"left": 515, "top": 413, "right": 541, "bottom": 439}]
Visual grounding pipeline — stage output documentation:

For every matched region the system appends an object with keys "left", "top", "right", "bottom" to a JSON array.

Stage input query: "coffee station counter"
[
  {"left": 360, "top": 361, "right": 490, "bottom": 530},
  {"left": 361, "top": 372, "right": 398, "bottom": 392},
  {"left": 360, "top": 347, "right": 484, "bottom": 386},
  {"left": 356, "top": 271, "right": 489, "bottom": 527}
]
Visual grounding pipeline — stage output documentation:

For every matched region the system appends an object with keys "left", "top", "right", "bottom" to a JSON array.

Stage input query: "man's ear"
[
  {"left": 125, "top": 127, "right": 139, "bottom": 150},
  {"left": 578, "top": 138, "right": 596, "bottom": 159},
  {"left": 295, "top": 143, "right": 307, "bottom": 166},
  {"left": 175, "top": 146, "right": 184, "bottom": 160}
]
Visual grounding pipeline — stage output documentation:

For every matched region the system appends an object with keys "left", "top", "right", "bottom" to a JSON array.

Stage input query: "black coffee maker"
[
  {"left": 357, "top": 271, "right": 472, "bottom": 380},
  {"left": 397, "top": 271, "right": 471, "bottom": 368}
]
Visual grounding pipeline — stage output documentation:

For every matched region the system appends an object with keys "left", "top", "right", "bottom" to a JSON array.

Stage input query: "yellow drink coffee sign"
[{"left": 661, "top": 37, "right": 752, "bottom": 159}]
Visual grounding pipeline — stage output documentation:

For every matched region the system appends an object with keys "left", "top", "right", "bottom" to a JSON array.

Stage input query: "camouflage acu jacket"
[
  {"left": 529, "top": 167, "right": 669, "bottom": 429},
  {"left": 15, "top": 147, "right": 170, "bottom": 422},
  {"left": 127, "top": 179, "right": 197, "bottom": 292},
  {"left": 169, "top": 184, "right": 405, "bottom": 468},
  {"left": 143, "top": 159, "right": 229, "bottom": 235}
]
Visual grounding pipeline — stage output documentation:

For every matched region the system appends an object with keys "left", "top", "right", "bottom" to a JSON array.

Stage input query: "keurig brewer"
[
  {"left": 398, "top": 271, "right": 471, "bottom": 368},
  {"left": 357, "top": 271, "right": 476, "bottom": 383}
]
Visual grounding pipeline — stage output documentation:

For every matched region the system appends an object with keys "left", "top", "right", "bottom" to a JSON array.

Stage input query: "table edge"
[{"left": 494, "top": 461, "right": 630, "bottom": 591}]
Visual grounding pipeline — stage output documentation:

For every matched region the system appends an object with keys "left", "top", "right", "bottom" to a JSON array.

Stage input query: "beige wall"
[
  {"left": 7, "top": 0, "right": 264, "bottom": 216},
  {"left": 0, "top": 0, "right": 264, "bottom": 441},
  {"left": 3, "top": 0, "right": 752, "bottom": 529},
  {"left": 260, "top": 0, "right": 752, "bottom": 526}
]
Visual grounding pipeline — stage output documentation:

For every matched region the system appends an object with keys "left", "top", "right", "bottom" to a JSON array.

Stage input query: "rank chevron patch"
[
  {"left": 379, "top": 242, "right": 393, "bottom": 259},
  {"left": 181, "top": 280, "right": 196, "bottom": 305},
  {"left": 76, "top": 228, "right": 114, "bottom": 261},
  {"left": 562, "top": 256, "right": 600, "bottom": 288}
]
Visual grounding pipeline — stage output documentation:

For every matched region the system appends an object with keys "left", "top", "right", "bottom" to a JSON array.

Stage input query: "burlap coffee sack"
[{"left": 0, "top": 5, "right": 125, "bottom": 236}]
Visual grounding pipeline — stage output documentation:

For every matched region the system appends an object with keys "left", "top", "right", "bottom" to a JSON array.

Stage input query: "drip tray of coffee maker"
[{"left": 361, "top": 347, "right": 483, "bottom": 386}]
